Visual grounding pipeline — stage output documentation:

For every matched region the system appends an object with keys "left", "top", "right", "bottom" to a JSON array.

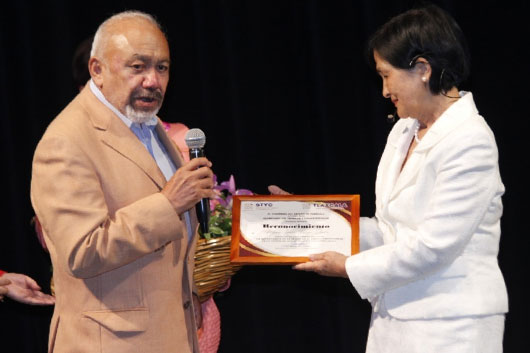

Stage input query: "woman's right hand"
[
  {"left": 267, "top": 185, "right": 291, "bottom": 195},
  {"left": 0, "top": 276, "right": 10, "bottom": 300}
]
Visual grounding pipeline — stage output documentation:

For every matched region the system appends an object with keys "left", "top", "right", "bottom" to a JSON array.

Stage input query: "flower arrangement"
[{"left": 200, "top": 174, "right": 253, "bottom": 240}]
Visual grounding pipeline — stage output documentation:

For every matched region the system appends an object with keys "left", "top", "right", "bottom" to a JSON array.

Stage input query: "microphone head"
[
  {"left": 387, "top": 109, "right": 397, "bottom": 123},
  {"left": 185, "top": 128, "right": 206, "bottom": 149}
]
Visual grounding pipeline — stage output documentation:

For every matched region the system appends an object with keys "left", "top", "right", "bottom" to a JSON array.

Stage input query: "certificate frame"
[{"left": 230, "top": 194, "right": 359, "bottom": 264}]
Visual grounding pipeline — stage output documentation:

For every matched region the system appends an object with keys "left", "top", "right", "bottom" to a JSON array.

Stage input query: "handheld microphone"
[{"left": 184, "top": 128, "right": 210, "bottom": 234}]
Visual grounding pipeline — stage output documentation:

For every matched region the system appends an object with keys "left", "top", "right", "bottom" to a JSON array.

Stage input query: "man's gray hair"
[{"left": 90, "top": 11, "right": 163, "bottom": 58}]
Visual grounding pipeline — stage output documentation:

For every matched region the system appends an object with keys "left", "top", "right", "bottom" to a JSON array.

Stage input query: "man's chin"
[{"left": 125, "top": 105, "right": 161, "bottom": 123}]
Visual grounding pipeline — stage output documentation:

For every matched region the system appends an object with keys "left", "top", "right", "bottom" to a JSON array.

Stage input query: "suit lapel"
[
  {"left": 389, "top": 149, "right": 423, "bottom": 201},
  {"left": 154, "top": 121, "right": 200, "bottom": 245},
  {"left": 381, "top": 119, "right": 416, "bottom": 206},
  {"left": 79, "top": 86, "right": 167, "bottom": 189},
  {"left": 388, "top": 92, "right": 477, "bottom": 202},
  {"left": 80, "top": 85, "right": 202, "bottom": 242},
  {"left": 102, "top": 125, "right": 168, "bottom": 189},
  {"left": 154, "top": 122, "right": 184, "bottom": 170}
]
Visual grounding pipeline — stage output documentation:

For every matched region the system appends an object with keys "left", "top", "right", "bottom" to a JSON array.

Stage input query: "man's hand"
[
  {"left": 293, "top": 251, "right": 348, "bottom": 278},
  {"left": 0, "top": 272, "right": 55, "bottom": 305},
  {"left": 161, "top": 157, "right": 216, "bottom": 215}
]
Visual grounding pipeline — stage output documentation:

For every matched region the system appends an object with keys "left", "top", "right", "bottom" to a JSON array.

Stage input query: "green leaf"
[{"left": 209, "top": 226, "right": 225, "bottom": 235}]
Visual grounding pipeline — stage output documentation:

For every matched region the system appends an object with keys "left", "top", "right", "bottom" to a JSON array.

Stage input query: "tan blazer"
[{"left": 31, "top": 86, "right": 200, "bottom": 353}]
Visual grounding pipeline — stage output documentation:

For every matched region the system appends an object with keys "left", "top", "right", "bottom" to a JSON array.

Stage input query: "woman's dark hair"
[{"left": 367, "top": 4, "right": 470, "bottom": 94}]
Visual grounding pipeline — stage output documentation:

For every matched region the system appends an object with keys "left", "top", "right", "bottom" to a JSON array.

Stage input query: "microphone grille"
[{"left": 185, "top": 128, "right": 206, "bottom": 149}]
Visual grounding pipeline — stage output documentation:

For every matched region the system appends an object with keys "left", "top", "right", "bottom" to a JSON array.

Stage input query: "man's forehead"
[
  {"left": 109, "top": 34, "right": 130, "bottom": 51},
  {"left": 104, "top": 24, "right": 169, "bottom": 60}
]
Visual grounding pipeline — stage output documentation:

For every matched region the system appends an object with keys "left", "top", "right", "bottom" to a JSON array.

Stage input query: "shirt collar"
[{"left": 89, "top": 79, "right": 157, "bottom": 128}]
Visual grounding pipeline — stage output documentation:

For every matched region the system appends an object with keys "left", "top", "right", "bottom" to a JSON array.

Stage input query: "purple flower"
[{"left": 211, "top": 174, "right": 253, "bottom": 210}]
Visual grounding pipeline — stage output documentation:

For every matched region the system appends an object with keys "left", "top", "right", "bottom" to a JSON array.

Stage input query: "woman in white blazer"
[{"left": 292, "top": 4, "right": 508, "bottom": 352}]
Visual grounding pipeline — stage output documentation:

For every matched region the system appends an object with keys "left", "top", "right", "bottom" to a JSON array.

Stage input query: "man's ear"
[{"left": 88, "top": 57, "right": 104, "bottom": 86}]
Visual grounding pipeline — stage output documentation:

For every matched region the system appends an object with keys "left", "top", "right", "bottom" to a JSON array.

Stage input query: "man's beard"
[
  {"left": 125, "top": 105, "right": 160, "bottom": 124},
  {"left": 125, "top": 88, "right": 164, "bottom": 124}
]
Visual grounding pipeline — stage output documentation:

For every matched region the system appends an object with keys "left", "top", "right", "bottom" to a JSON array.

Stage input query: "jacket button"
[{"left": 183, "top": 300, "right": 191, "bottom": 309}]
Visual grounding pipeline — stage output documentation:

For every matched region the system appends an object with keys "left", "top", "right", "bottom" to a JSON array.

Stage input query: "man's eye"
[
  {"left": 131, "top": 64, "right": 144, "bottom": 71},
  {"left": 157, "top": 65, "right": 169, "bottom": 72}
]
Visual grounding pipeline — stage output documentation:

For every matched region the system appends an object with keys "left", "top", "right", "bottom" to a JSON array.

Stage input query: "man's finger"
[{"left": 184, "top": 157, "right": 212, "bottom": 171}]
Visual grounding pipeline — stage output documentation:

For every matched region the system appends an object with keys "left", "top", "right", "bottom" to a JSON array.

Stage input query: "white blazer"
[{"left": 345, "top": 92, "right": 508, "bottom": 319}]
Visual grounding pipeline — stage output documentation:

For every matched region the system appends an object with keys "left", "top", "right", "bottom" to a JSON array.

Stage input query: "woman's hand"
[
  {"left": 268, "top": 187, "right": 349, "bottom": 278},
  {"left": 293, "top": 251, "right": 349, "bottom": 278},
  {"left": 0, "top": 272, "right": 55, "bottom": 305},
  {"left": 0, "top": 276, "right": 9, "bottom": 301},
  {"left": 268, "top": 185, "right": 291, "bottom": 195}
]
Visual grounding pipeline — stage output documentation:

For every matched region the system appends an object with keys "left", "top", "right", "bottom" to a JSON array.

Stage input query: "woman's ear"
[{"left": 414, "top": 57, "right": 432, "bottom": 82}]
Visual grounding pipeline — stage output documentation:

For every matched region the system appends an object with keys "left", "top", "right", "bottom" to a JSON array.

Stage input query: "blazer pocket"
[{"left": 83, "top": 307, "right": 149, "bottom": 333}]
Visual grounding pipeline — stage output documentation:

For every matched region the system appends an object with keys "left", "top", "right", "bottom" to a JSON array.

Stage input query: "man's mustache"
[{"left": 131, "top": 89, "right": 163, "bottom": 102}]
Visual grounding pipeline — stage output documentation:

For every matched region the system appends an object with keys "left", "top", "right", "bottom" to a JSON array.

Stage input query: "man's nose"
[{"left": 142, "top": 69, "right": 161, "bottom": 89}]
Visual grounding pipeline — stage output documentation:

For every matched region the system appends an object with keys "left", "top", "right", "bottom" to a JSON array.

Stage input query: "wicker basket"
[{"left": 194, "top": 236, "right": 242, "bottom": 302}]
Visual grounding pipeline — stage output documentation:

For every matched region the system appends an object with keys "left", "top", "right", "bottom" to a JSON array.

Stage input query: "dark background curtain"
[{"left": 0, "top": 1, "right": 527, "bottom": 352}]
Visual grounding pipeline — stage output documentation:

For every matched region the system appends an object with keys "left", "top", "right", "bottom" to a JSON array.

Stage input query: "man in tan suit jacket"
[{"left": 31, "top": 11, "right": 215, "bottom": 353}]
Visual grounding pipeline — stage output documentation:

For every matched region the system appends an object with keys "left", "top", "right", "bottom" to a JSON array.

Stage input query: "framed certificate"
[{"left": 230, "top": 195, "right": 359, "bottom": 264}]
